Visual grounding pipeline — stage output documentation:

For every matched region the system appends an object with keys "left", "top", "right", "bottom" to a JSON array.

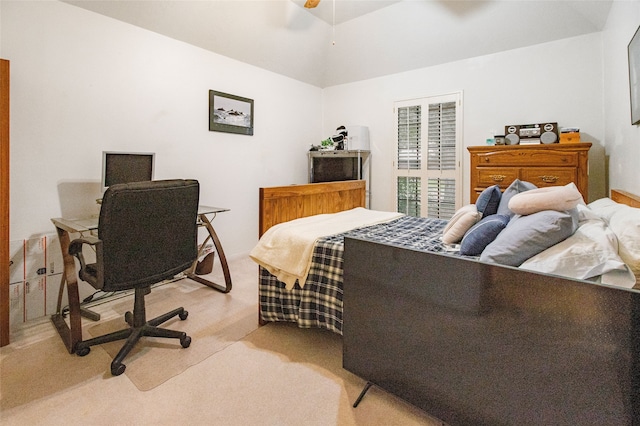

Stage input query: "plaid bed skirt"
[{"left": 259, "top": 216, "right": 449, "bottom": 335}]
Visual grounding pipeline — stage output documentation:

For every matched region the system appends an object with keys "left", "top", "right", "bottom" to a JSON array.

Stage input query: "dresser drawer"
[
  {"left": 476, "top": 149, "right": 579, "bottom": 167},
  {"left": 475, "top": 168, "right": 519, "bottom": 189},
  {"left": 520, "top": 168, "right": 577, "bottom": 188}
]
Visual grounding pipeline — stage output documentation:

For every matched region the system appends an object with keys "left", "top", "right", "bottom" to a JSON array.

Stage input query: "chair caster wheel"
[
  {"left": 179, "top": 310, "right": 189, "bottom": 320},
  {"left": 76, "top": 346, "right": 91, "bottom": 357},
  {"left": 111, "top": 362, "right": 126, "bottom": 376},
  {"left": 180, "top": 334, "right": 191, "bottom": 348},
  {"left": 125, "top": 311, "right": 133, "bottom": 326}
]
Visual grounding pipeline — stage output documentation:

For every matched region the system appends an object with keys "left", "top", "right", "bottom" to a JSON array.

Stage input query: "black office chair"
[{"left": 70, "top": 179, "right": 200, "bottom": 376}]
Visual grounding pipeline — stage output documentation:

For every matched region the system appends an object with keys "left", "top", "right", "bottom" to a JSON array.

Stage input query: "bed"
[
  {"left": 254, "top": 180, "right": 639, "bottom": 334},
  {"left": 253, "top": 180, "right": 640, "bottom": 424},
  {"left": 255, "top": 180, "right": 368, "bottom": 333}
]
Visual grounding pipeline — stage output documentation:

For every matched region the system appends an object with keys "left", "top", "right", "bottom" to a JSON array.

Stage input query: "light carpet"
[
  {"left": 84, "top": 277, "right": 258, "bottom": 391},
  {"left": 0, "top": 333, "right": 111, "bottom": 411},
  {"left": 179, "top": 321, "right": 441, "bottom": 425},
  {"left": 1, "top": 255, "right": 441, "bottom": 425}
]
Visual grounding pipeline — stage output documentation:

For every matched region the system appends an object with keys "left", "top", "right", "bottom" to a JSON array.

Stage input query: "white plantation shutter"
[
  {"left": 427, "top": 178, "right": 456, "bottom": 219},
  {"left": 397, "top": 105, "right": 421, "bottom": 170},
  {"left": 394, "top": 93, "right": 462, "bottom": 219},
  {"left": 427, "top": 102, "right": 457, "bottom": 171}
]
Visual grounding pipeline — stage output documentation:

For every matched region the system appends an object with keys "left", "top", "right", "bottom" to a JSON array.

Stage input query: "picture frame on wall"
[
  {"left": 209, "top": 90, "right": 254, "bottom": 135},
  {"left": 628, "top": 25, "right": 640, "bottom": 125}
]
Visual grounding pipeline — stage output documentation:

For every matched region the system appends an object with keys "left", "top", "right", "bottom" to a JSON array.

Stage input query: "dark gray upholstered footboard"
[{"left": 343, "top": 237, "right": 640, "bottom": 425}]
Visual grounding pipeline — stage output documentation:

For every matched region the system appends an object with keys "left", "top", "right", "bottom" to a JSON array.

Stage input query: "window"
[{"left": 393, "top": 92, "right": 462, "bottom": 219}]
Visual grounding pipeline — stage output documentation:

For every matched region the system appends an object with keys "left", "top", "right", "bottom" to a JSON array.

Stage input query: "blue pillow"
[
  {"left": 476, "top": 185, "right": 501, "bottom": 218},
  {"left": 497, "top": 179, "right": 537, "bottom": 217},
  {"left": 480, "top": 208, "right": 580, "bottom": 266},
  {"left": 459, "top": 214, "right": 510, "bottom": 256}
]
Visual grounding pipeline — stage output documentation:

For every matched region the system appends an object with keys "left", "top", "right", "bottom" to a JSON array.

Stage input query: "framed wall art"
[
  {"left": 209, "top": 90, "right": 254, "bottom": 135},
  {"left": 629, "top": 25, "right": 640, "bottom": 125}
]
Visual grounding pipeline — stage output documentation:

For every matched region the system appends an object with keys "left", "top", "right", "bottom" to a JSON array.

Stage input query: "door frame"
[{"left": 1, "top": 59, "right": 10, "bottom": 347}]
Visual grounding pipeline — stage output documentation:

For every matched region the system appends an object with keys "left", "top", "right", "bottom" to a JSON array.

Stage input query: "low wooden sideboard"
[{"left": 468, "top": 142, "right": 591, "bottom": 203}]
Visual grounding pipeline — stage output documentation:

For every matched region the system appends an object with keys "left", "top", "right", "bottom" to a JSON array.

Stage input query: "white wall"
[
  {"left": 2, "top": 0, "right": 638, "bottom": 261},
  {"left": 602, "top": 0, "right": 640, "bottom": 196},
  {"left": 1, "top": 1, "right": 323, "bottom": 256},
  {"left": 322, "top": 33, "right": 606, "bottom": 210}
]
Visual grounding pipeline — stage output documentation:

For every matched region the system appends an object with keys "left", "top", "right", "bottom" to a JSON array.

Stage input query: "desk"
[
  {"left": 187, "top": 207, "right": 232, "bottom": 294},
  {"left": 50, "top": 205, "right": 232, "bottom": 354}
]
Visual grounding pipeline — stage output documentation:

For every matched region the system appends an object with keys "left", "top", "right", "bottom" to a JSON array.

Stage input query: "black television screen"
[
  {"left": 101, "top": 151, "right": 155, "bottom": 192},
  {"left": 311, "top": 156, "right": 361, "bottom": 183}
]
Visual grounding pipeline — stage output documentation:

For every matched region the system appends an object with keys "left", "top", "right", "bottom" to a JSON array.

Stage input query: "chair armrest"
[
  {"left": 69, "top": 236, "right": 104, "bottom": 289},
  {"left": 69, "top": 236, "right": 101, "bottom": 255}
]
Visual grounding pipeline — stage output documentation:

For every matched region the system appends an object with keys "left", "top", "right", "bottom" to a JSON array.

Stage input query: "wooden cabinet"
[{"left": 468, "top": 142, "right": 591, "bottom": 203}]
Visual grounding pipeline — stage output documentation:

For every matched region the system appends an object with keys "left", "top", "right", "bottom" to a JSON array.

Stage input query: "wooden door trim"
[{"left": 1, "top": 59, "right": 10, "bottom": 347}]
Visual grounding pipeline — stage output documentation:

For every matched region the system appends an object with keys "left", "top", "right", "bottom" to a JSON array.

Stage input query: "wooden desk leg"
[
  {"left": 51, "top": 227, "right": 83, "bottom": 354},
  {"left": 186, "top": 214, "right": 232, "bottom": 293}
]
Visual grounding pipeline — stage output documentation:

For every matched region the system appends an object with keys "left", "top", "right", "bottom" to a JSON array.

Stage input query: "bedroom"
[
  {"left": 1, "top": 0, "right": 640, "bottom": 423},
  {"left": 2, "top": 0, "right": 638, "bottom": 263}
]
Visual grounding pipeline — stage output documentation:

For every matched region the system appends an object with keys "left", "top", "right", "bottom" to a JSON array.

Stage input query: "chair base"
[{"left": 75, "top": 286, "right": 191, "bottom": 376}]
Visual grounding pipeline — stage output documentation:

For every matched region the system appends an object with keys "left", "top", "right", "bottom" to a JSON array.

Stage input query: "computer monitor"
[{"left": 101, "top": 151, "right": 155, "bottom": 193}]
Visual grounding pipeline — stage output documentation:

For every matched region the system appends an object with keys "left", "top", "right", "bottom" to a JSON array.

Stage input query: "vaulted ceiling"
[{"left": 64, "top": 0, "right": 613, "bottom": 88}]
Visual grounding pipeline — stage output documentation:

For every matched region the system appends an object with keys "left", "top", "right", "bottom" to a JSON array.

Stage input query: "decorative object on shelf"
[
  {"left": 628, "top": 24, "right": 640, "bottom": 125},
  {"left": 320, "top": 137, "right": 335, "bottom": 150},
  {"left": 334, "top": 125, "right": 347, "bottom": 150},
  {"left": 209, "top": 90, "right": 254, "bottom": 135},
  {"left": 560, "top": 127, "right": 581, "bottom": 143},
  {"left": 346, "top": 126, "right": 370, "bottom": 150},
  {"left": 311, "top": 125, "right": 350, "bottom": 151}
]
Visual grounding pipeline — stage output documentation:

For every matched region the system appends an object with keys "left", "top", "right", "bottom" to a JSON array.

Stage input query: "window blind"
[
  {"left": 394, "top": 93, "right": 462, "bottom": 220},
  {"left": 397, "top": 176, "right": 421, "bottom": 217},
  {"left": 427, "top": 102, "right": 456, "bottom": 171},
  {"left": 426, "top": 178, "right": 456, "bottom": 219},
  {"left": 397, "top": 105, "right": 421, "bottom": 170}
]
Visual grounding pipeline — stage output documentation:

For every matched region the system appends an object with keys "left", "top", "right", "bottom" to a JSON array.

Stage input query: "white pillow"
[
  {"left": 508, "top": 183, "right": 583, "bottom": 215},
  {"left": 521, "top": 205, "right": 636, "bottom": 288},
  {"left": 566, "top": 182, "right": 587, "bottom": 206},
  {"left": 587, "top": 197, "right": 617, "bottom": 215},
  {"left": 442, "top": 204, "right": 482, "bottom": 244},
  {"left": 588, "top": 198, "right": 640, "bottom": 279}
]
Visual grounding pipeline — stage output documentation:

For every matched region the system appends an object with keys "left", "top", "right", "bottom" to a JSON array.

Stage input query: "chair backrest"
[{"left": 98, "top": 179, "right": 200, "bottom": 291}]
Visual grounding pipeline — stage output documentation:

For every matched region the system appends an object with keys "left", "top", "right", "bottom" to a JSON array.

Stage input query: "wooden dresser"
[{"left": 468, "top": 142, "right": 591, "bottom": 203}]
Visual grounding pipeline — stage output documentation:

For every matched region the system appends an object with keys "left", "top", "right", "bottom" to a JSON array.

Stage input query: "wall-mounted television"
[
  {"left": 101, "top": 151, "right": 155, "bottom": 193},
  {"left": 629, "top": 24, "right": 640, "bottom": 125}
]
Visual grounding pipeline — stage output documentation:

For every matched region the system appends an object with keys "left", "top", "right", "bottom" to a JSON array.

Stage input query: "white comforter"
[{"left": 250, "top": 207, "right": 403, "bottom": 290}]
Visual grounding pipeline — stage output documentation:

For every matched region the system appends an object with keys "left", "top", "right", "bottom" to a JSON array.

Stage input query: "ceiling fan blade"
[{"left": 304, "top": 0, "right": 320, "bottom": 8}]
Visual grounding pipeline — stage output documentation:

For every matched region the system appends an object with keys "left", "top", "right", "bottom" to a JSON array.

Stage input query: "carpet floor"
[{"left": 0, "top": 255, "right": 440, "bottom": 425}]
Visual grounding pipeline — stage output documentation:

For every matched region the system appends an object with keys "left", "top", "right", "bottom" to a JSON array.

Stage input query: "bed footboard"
[{"left": 343, "top": 237, "right": 640, "bottom": 425}]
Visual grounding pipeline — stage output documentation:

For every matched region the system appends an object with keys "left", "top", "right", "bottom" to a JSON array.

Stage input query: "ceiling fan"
[{"left": 304, "top": 0, "right": 321, "bottom": 8}]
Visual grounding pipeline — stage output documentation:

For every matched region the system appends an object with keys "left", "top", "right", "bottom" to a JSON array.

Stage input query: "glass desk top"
[{"left": 51, "top": 205, "right": 228, "bottom": 233}]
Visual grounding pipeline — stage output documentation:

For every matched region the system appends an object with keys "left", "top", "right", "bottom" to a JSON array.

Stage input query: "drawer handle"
[
  {"left": 539, "top": 175, "right": 559, "bottom": 183},
  {"left": 490, "top": 175, "right": 506, "bottom": 182}
]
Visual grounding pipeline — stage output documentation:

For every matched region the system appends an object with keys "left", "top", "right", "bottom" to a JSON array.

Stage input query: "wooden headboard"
[
  {"left": 611, "top": 189, "right": 640, "bottom": 208},
  {"left": 258, "top": 180, "right": 366, "bottom": 237},
  {"left": 257, "top": 184, "right": 638, "bottom": 237}
]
